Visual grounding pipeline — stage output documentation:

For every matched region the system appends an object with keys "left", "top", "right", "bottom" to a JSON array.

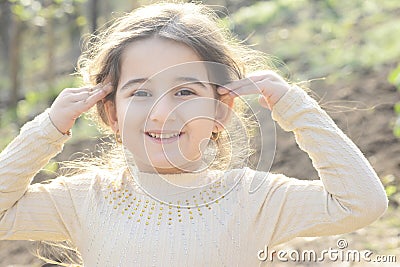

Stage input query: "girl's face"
[{"left": 106, "top": 37, "right": 228, "bottom": 174}]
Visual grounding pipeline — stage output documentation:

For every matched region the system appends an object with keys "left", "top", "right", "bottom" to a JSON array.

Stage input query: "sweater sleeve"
[
  {"left": 247, "top": 86, "right": 388, "bottom": 247},
  {"left": 0, "top": 110, "right": 79, "bottom": 241}
]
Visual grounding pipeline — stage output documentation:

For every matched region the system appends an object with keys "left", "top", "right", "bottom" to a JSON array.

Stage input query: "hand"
[
  {"left": 48, "top": 83, "right": 113, "bottom": 134},
  {"left": 217, "top": 70, "right": 290, "bottom": 110}
]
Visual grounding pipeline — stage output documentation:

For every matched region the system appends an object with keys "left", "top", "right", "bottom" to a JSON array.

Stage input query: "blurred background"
[{"left": 0, "top": 0, "right": 399, "bottom": 266}]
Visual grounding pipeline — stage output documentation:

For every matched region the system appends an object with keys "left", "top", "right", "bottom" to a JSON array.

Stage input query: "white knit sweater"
[{"left": 0, "top": 86, "right": 388, "bottom": 266}]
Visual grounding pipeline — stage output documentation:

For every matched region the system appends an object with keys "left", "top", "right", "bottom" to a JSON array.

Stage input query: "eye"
[
  {"left": 131, "top": 90, "right": 151, "bottom": 97},
  {"left": 175, "top": 88, "right": 195, "bottom": 96}
]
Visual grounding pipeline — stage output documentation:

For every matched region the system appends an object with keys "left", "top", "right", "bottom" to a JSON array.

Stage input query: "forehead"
[{"left": 118, "top": 37, "right": 209, "bottom": 89}]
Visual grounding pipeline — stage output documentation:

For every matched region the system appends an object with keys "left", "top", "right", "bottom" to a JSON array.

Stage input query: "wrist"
[
  {"left": 268, "top": 86, "right": 290, "bottom": 109},
  {"left": 48, "top": 112, "right": 71, "bottom": 136}
]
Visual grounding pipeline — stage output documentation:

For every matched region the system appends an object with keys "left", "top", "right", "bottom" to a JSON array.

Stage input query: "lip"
[{"left": 144, "top": 131, "right": 183, "bottom": 144}]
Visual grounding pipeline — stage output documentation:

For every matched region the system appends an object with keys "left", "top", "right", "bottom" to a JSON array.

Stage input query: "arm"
[
  {"left": 0, "top": 83, "right": 112, "bottom": 241},
  {"left": 248, "top": 85, "right": 388, "bottom": 246},
  {"left": 0, "top": 110, "right": 70, "bottom": 213},
  {"left": 0, "top": 110, "right": 74, "bottom": 240},
  {"left": 219, "top": 72, "right": 387, "bottom": 246}
]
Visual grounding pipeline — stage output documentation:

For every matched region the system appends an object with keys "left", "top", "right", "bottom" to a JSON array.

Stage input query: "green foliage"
[
  {"left": 388, "top": 64, "right": 400, "bottom": 88},
  {"left": 0, "top": 75, "right": 81, "bottom": 150},
  {"left": 1, "top": 0, "right": 399, "bottom": 175},
  {"left": 385, "top": 185, "right": 397, "bottom": 197},
  {"left": 0, "top": 109, "right": 19, "bottom": 151},
  {"left": 388, "top": 65, "right": 400, "bottom": 138},
  {"left": 225, "top": 0, "right": 400, "bottom": 82},
  {"left": 228, "top": 1, "right": 279, "bottom": 32},
  {"left": 42, "top": 160, "right": 59, "bottom": 174},
  {"left": 382, "top": 174, "right": 400, "bottom": 207},
  {"left": 227, "top": 0, "right": 400, "bottom": 141}
]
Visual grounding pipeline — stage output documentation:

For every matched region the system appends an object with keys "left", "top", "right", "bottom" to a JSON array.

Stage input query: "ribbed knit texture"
[{"left": 0, "top": 86, "right": 388, "bottom": 266}]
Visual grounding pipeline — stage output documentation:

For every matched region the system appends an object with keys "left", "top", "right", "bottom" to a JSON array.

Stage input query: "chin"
[{"left": 149, "top": 160, "right": 182, "bottom": 170}]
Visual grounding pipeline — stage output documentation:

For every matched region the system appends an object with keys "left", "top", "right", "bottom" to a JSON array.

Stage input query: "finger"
[
  {"left": 66, "top": 83, "right": 112, "bottom": 102},
  {"left": 226, "top": 82, "right": 264, "bottom": 98},
  {"left": 67, "top": 85, "right": 109, "bottom": 102},
  {"left": 65, "top": 86, "right": 94, "bottom": 94},
  {"left": 230, "top": 77, "right": 288, "bottom": 99},
  {"left": 219, "top": 70, "right": 285, "bottom": 95},
  {"left": 83, "top": 84, "right": 113, "bottom": 106},
  {"left": 67, "top": 91, "right": 92, "bottom": 102},
  {"left": 221, "top": 75, "right": 266, "bottom": 92},
  {"left": 66, "top": 82, "right": 109, "bottom": 94},
  {"left": 89, "top": 82, "right": 112, "bottom": 95},
  {"left": 217, "top": 77, "right": 264, "bottom": 96}
]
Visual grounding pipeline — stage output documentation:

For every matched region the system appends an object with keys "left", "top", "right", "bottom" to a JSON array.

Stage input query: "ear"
[
  {"left": 103, "top": 100, "right": 119, "bottom": 133},
  {"left": 214, "top": 96, "right": 234, "bottom": 132}
]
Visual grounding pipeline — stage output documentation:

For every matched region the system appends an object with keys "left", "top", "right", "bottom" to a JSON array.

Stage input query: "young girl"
[{"left": 0, "top": 2, "right": 388, "bottom": 266}]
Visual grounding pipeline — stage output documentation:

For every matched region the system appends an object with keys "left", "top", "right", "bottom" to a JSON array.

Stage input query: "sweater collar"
[{"left": 121, "top": 165, "right": 245, "bottom": 207}]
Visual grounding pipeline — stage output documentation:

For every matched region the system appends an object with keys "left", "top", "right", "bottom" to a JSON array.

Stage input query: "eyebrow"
[
  {"left": 174, "top": 77, "right": 208, "bottom": 89},
  {"left": 119, "top": 76, "right": 208, "bottom": 91},
  {"left": 120, "top": 78, "right": 148, "bottom": 92}
]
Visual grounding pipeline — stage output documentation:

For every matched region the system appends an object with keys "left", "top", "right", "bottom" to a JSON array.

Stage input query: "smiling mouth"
[{"left": 145, "top": 132, "right": 183, "bottom": 140}]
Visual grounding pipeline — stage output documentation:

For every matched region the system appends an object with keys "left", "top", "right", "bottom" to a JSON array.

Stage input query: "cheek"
[
  {"left": 181, "top": 119, "right": 214, "bottom": 159},
  {"left": 116, "top": 100, "right": 152, "bottom": 127},
  {"left": 185, "top": 119, "right": 215, "bottom": 140}
]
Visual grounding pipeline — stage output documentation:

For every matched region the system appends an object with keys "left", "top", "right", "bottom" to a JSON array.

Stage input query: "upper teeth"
[{"left": 148, "top": 132, "right": 180, "bottom": 139}]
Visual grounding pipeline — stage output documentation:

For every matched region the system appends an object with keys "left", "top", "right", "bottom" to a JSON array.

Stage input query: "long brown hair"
[{"left": 75, "top": 1, "right": 270, "bottom": 172}]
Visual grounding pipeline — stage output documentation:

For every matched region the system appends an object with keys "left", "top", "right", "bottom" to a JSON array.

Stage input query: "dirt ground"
[{"left": 0, "top": 68, "right": 399, "bottom": 266}]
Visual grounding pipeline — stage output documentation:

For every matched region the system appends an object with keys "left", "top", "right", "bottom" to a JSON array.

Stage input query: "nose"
[{"left": 148, "top": 96, "right": 177, "bottom": 123}]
